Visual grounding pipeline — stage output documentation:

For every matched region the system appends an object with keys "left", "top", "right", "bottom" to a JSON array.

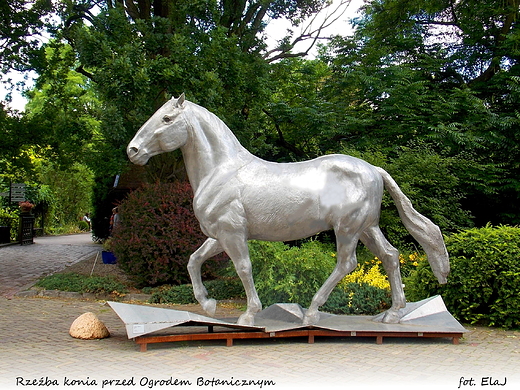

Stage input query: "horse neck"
[{"left": 181, "top": 103, "right": 253, "bottom": 192}]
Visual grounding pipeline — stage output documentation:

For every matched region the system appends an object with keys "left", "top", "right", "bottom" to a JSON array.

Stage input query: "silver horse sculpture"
[{"left": 127, "top": 94, "right": 450, "bottom": 326}]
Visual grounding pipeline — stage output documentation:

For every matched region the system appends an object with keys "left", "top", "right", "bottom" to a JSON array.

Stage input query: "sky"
[
  {"left": 264, "top": 0, "right": 364, "bottom": 57},
  {"left": 0, "top": 0, "right": 365, "bottom": 112}
]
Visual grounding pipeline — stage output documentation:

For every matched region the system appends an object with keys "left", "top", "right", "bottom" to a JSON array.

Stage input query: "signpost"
[
  {"left": 10, "top": 183, "right": 26, "bottom": 203},
  {"left": 0, "top": 183, "right": 34, "bottom": 245}
]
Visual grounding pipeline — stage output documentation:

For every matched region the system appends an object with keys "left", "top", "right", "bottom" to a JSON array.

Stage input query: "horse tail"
[{"left": 375, "top": 167, "right": 450, "bottom": 284}]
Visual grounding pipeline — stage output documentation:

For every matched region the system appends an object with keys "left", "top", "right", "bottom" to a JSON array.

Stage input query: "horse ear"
[{"left": 176, "top": 93, "right": 185, "bottom": 108}]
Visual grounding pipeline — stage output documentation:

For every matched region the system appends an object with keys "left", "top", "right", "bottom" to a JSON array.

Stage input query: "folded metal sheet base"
[{"left": 108, "top": 296, "right": 467, "bottom": 351}]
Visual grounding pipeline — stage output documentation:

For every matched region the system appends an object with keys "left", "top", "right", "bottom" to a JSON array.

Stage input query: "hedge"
[
  {"left": 111, "top": 181, "right": 228, "bottom": 287},
  {"left": 404, "top": 225, "right": 520, "bottom": 328}
]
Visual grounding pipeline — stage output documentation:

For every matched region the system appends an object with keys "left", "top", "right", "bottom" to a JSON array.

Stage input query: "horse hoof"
[
  {"left": 237, "top": 313, "right": 255, "bottom": 326},
  {"left": 381, "top": 310, "right": 401, "bottom": 324},
  {"left": 202, "top": 298, "right": 217, "bottom": 317},
  {"left": 303, "top": 312, "right": 320, "bottom": 326}
]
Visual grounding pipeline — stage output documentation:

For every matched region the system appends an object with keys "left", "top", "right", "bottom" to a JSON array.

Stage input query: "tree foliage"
[
  {"left": 7, "top": 1, "right": 340, "bottom": 235},
  {"left": 35, "top": 161, "right": 94, "bottom": 229},
  {"left": 57, "top": 0, "right": 335, "bottom": 159},
  {"left": 260, "top": 58, "right": 338, "bottom": 160},
  {"left": 319, "top": 0, "right": 520, "bottom": 226},
  {"left": 2, "top": 0, "right": 520, "bottom": 246},
  {"left": 405, "top": 225, "right": 520, "bottom": 329},
  {"left": 0, "top": 0, "right": 55, "bottom": 75},
  {"left": 24, "top": 42, "right": 102, "bottom": 168}
]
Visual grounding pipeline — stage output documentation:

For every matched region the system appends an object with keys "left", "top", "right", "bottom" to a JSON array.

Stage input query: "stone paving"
[
  {"left": 1, "top": 234, "right": 520, "bottom": 390},
  {"left": 0, "top": 234, "right": 99, "bottom": 298}
]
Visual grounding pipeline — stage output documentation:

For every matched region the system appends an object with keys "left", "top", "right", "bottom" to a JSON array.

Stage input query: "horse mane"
[{"left": 185, "top": 101, "right": 252, "bottom": 160}]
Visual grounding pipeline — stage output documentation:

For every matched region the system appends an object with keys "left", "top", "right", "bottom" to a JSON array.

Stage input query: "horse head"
[{"left": 127, "top": 94, "right": 189, "bottom": 165}]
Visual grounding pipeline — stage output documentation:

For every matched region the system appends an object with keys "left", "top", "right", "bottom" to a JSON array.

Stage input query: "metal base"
[{"left": 108, "top": 296, "right": 467, "bottom": 352}]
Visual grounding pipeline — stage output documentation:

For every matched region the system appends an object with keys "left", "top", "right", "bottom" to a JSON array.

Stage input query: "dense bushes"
[
  {"left": 404, "top": 225, "right": 520, "bottom": 328},
  {"left": 109, "top": 180, "right": 520, "bottom": 328},
  {"left": 111, "top": 181, "right": 228, "bottom": 287},
  {"left": 339, "top": 145, "right": 473, "bottom": 249},
  {"left": 249, "top": 240, "right": 336, "bottom": 308},
  {"left": 78, "top": 220, "right": 89, "bottom": 231},
  {"left": 149, "top": 240, "right": 392, "bottom": 315},
  {"left": 322, "top": 283, "right": 391, "bottom": 315},
  {"left": 249, "top": 240, "right": 391, "bottom": 314},
  {"left": 0, "top": 208, "right": 18, "bottom": 241},
  {"left": 149, "top": 278, "right": 244, "bottom": 304}
]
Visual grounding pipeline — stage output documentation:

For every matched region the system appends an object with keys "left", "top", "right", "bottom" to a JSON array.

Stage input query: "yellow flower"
[{"left": 339, "top": 263, "right": 390, "bottom": 290}]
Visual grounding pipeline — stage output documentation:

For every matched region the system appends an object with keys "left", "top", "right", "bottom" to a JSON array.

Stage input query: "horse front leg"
[
  {"left": 187, "top": 238, "right": 224, "bottom": 317},
  {"left": 220, "top": 236, "right": 262, "bottom": 326},
  {"left": 361, "top": 226, "right": 406, "bottom": 323}
]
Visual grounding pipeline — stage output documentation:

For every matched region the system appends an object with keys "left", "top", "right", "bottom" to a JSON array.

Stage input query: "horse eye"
[{"left": 163, "top": 115, "right": 172, "bottom": 123}]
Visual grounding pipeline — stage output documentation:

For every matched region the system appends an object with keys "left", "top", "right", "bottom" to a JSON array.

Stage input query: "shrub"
[
  {"left": 404, "top": 225, "right": 520, "bottom": 328},
  {"left": 78, "top": 220, "right": 89, "bottom": 231},
  {"left": 205, "top": 278, "right": 245, "bottom": 300},
  {"left": 248, "top": 240, "right": 391, "bottom": 314},
  {"left": 111, "top": 181, "right": 228, "bottom": 287},
  {"left": 149, "top": 278, "right": 244, "bottom": 304},
  {"left": 249, "top": 240, "right": 336, "bottom": 308},
  {"left": 398, "top": 252, "right": 424, "bottom": 278},
  {"left": 151, "top": 240, "right": 392, "bottom": 315},
  {"left": 149, "top": 284, "right": 197, "bottom": 304},
  {"left": 0, "top": 208, "right": 18, "bottom": 241},
  {"left": 322, "top": 283, "right": 391, "bottom": 315},
  {"left": 357, "top": 251, "right": 423, "bottom": 279},
  {"left": 323, "top": 262, "right": 392, "bottom": 315}
]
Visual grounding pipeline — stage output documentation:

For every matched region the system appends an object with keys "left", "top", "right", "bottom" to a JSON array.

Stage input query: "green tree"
[
  {"left": 34, "top": 0, "right": 343, "bottom": 238},
  {"left": 24, "top": 42, "right": 102, "bottom": 168},
  {"left": 321, "top": 0, "right": 520, "bottom": 226},
  {"left": 35, "top": 161, "right": 95, "bottom": 231},
  {"left": 0, "top": 0, "right": 54, "bottom": 75},
  {"left": 58, "top": 0, "right": 334, "bottom": 158},
  {"left": 260, "top": 57, "right": 338, "bottom": 161}
]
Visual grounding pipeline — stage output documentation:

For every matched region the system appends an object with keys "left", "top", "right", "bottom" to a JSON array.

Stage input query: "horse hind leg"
[
  {"left": 304, "top": 229, "right": 360, "bottom": 326},
  {"left": 187, "top": 238, "right": 224, "bottom": 317},
  {"left": 360, "top": 225, "right": 405, "bottom": 323}
]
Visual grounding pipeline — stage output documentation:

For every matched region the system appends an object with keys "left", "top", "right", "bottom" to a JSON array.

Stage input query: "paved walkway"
[
  {"left": 0, "top": 235, "right": 519, "bottom": 390},
  {"left": 0, "top": 233, "right": 99, "bottom": 298}
]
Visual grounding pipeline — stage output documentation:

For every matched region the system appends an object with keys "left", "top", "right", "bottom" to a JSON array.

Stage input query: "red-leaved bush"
[{"left": 111, "top": 181, "right": 228, "bottom": 287}]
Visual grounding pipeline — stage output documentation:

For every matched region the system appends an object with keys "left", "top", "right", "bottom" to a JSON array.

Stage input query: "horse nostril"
[{"left": 129, "top": 146, "right": 139, "bottom": 155}]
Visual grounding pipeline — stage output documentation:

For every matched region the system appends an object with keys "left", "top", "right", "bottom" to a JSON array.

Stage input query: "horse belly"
[{"left": 243, "top": 186, "right": 332, "bottom": 241}]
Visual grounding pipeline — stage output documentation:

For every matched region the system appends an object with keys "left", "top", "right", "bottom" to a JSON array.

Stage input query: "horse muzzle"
[{"left": 127, "top": 145, "right": 149, "bottom": 166}]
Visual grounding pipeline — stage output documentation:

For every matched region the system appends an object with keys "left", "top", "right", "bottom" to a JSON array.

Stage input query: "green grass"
[{"left": 35, "top": 273, "right": 128, "bottom": 294}]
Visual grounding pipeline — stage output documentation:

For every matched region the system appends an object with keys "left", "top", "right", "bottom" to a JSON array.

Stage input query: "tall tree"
[
  {"left": 0, "top": 0, "right": 54, "bottom": 74},
  {"left": 356, "top": 0, "right": 520, "bottom": 85},
  {"left": 54, "top": 0, "right": 347, "bottom": 171},
  {"left": 323, "top": 0, "right": 520, "bottom": 225},
  {"left": 261, "top": 57, "right": 337, "bottom": 161}
]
